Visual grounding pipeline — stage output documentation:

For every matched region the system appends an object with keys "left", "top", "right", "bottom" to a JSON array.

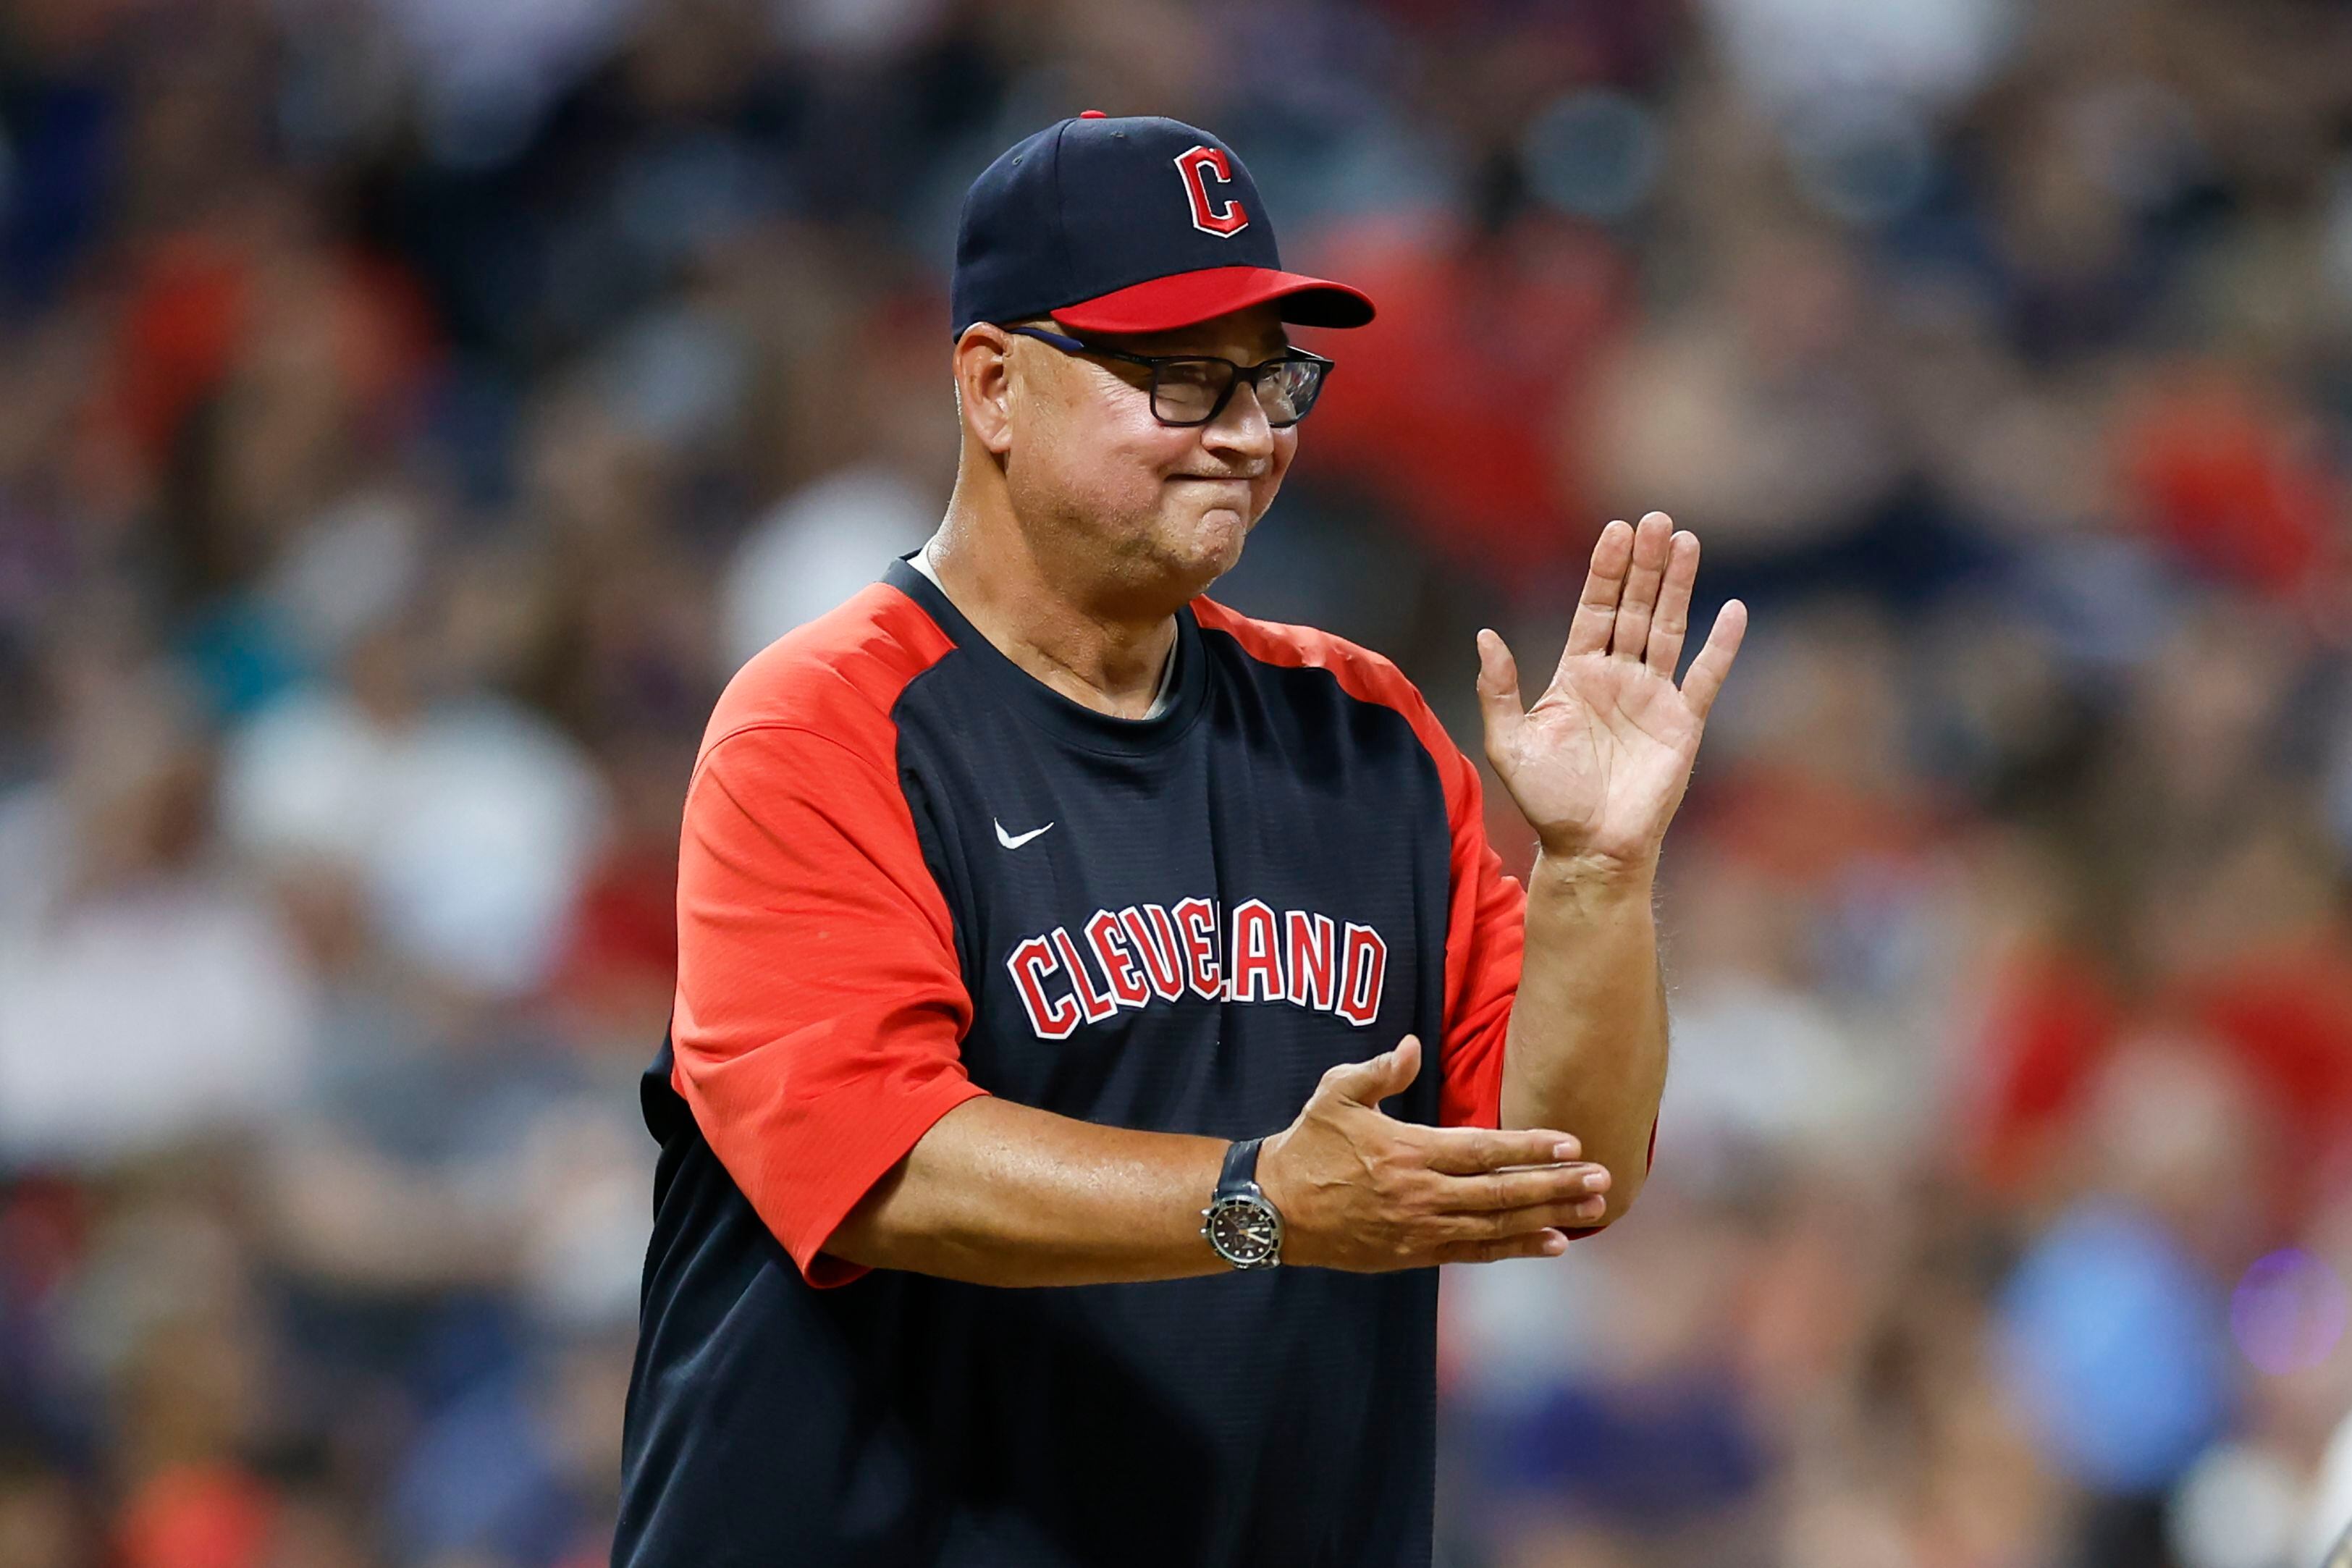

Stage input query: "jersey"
[{"left": 614, "top": 556, "right": 1527, "bottom": 1568}]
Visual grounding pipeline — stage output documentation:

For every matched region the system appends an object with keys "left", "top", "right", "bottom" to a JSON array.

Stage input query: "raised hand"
[
  {"left": 1475, "top": 512, "right": 1747, "bottom": 877},
  {"left": 1255, "top": 1034, "right": 1611, "bottom": 1270}
]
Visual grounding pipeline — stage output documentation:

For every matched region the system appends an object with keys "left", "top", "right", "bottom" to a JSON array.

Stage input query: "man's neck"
[{"left": 918, "top": 521, "right": 1183, "bottom": 722}]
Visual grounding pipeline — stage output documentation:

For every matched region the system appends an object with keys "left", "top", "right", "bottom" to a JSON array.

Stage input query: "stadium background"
[{"left": 5, "top": 0, "right": 2352, "bottom": 1564}]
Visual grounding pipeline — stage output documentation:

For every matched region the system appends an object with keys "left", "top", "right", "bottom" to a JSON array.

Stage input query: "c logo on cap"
[{"left": 1175, "top": 145, "right": 1249, "bottom": 238}]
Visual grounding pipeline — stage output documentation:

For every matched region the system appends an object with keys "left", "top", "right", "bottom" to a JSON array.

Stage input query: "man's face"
[{"left": 1003, "top": 301, "right": 1300, "bottom": 598}]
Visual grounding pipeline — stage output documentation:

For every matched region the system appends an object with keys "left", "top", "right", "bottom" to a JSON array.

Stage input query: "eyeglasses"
[{"left": 1006, "top": 326, "right": 1335, "bottom": 429}]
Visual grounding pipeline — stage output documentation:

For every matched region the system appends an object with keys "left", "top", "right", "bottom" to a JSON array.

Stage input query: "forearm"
[
  {"left": 1497, "top": 852, "right": 1668, "bottom": 1222},
  {"left": 825, "top": 1095, "right": 1231, "bottom": 1288}
]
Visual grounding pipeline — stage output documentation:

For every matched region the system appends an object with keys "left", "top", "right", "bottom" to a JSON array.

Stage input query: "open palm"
[{"left": 1476, "top": 512, "right": 1748, "bottom": 874}]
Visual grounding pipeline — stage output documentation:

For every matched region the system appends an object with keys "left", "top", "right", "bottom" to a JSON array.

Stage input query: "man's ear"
[{"left": 953, "top": 324, "right": 1018, "bottom": 457}]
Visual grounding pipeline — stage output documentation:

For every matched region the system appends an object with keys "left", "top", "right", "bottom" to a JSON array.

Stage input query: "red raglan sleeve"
[
  {"left": 1422, "top": 728, "right": 1528, "bottom": 1131},
  {"left": 669, "top": 721, "right": 988, "bottom": 1289}
]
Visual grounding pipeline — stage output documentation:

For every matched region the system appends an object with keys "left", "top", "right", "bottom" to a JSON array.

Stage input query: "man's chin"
[
  {"left": 1166, "top": 510, "right": 1251, "bottom": 586},
  {"left": 1104, "top": 507, "right": 1252, "bottom": 606}
]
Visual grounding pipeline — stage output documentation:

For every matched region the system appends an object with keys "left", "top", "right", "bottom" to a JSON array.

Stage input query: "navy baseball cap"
[{"left": 951, "top": 111, "right": 1376, "bottom": 338}]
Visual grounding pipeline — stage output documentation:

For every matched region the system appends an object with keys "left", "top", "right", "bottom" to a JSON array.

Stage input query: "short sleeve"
[
  {"left": 670, "top": 723, "right": 987, "bottom": 1289},
  {"left": 1427, "top": 733, "right": 1526, "bottom": 1130}
]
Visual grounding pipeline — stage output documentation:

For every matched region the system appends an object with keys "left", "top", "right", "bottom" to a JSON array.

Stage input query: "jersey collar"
[{"left": 883, "top": 554, "right": 1210, "bottom": 756}]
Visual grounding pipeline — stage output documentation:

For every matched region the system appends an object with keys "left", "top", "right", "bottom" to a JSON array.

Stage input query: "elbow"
[{"left": 1584, "top": 1163, "right": 1647, "bottom": 1232}]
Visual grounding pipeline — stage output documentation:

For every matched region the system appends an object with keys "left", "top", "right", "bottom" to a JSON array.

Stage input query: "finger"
[
  {"left": 1679, "top": 598, "right": 1750, "bottom": 722},
  {"left": 1443, "top": 1195, "right": 1613, "bottom": 1242},
  {"left": 1316, "top": 1033, "right": 1422, "bottom": 1108},
  {"left": 1562, "top": 519, "right": 1635, "bottom": 657},
  {"left": 1474, "top": 629, "right": 1525, "bottom": 765},
  {"left": 1603, "top": 512, "right": 1674, "bottom": 665},
  {"left": 1645, "top": 531, "right": 1700, "bottom": 678},
  {"left": 1437, "top": 1228, "right": 1569, "bottom": 1265},
  {"left": 1437, "top": 1161, "right": 1611, "bottom": 1212},
  {"left": 1419, "top": 1125, "right": 1582, "bottom": 1175}
]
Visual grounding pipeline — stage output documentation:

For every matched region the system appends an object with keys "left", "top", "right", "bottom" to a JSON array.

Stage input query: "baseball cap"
[{"left": 951, "top": 111, "right": 1376, "bottom": 338}]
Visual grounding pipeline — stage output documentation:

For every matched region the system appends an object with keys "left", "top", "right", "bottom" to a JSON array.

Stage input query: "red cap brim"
[{"left": 1051, "top": 266, "right": 1375, "bottom": 334}]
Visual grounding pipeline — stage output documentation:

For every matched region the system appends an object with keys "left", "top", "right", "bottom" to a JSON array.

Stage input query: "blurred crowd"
[{"left": 4, "top": 0, "right": 2352, "bottom": 1564}]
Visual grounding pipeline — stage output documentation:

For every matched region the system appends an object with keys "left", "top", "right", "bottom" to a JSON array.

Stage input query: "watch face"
[{"left": 1205, "top": 1196, "right": 1281, "bottom": 1266}]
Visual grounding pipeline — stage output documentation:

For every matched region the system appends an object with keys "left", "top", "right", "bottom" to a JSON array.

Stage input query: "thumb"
[
  {"left": 1475, "top": 629, "right": 1525, "bottom": 762},
  {"left": 1319, "top": 1034, "right": 1423, "bottom": 1108}
]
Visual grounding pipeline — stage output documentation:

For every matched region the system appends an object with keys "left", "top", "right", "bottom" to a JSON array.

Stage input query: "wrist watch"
[{"left": 1200, "top": 1136, "right": 1284, "bottom": 1270}]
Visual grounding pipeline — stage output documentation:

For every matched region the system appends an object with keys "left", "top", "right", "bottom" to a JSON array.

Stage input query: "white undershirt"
[{"left": 910, "top": 546, "right": 1180, "bottom": 720}]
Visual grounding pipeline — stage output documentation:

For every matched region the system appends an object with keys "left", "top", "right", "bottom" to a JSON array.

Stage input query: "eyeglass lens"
[{"left": 1152, "top": 358, "right": 1324, "bottom": 427}]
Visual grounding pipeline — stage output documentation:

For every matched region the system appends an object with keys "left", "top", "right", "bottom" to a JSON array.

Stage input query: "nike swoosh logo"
[{"left": 995, "top": 819, "right": 1055, "bottom": 850}]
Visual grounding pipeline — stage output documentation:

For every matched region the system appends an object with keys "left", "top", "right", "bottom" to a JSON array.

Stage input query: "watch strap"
[{"left": 1217, "top": 1135, "right": 1267, "bottom": 1199}]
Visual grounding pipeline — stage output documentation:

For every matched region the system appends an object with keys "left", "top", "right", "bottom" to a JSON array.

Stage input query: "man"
[{"left": 615, "top": 112, "right": 1746, "bottom": 1567}]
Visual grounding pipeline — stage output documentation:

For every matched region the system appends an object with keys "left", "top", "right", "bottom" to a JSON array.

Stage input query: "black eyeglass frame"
[{"left": 1005, "top": 326, "right": 1336, "bottom": 429}]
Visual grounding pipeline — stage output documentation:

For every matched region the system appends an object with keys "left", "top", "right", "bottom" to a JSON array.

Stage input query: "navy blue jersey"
[{"left": 615, "top": 557, "right": 1526, "bottom": 1567}]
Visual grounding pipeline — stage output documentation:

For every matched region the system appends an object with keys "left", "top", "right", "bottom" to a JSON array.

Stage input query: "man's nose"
[{"left": 1201, "top": 376, "right": 1275, "bottom": 461}]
